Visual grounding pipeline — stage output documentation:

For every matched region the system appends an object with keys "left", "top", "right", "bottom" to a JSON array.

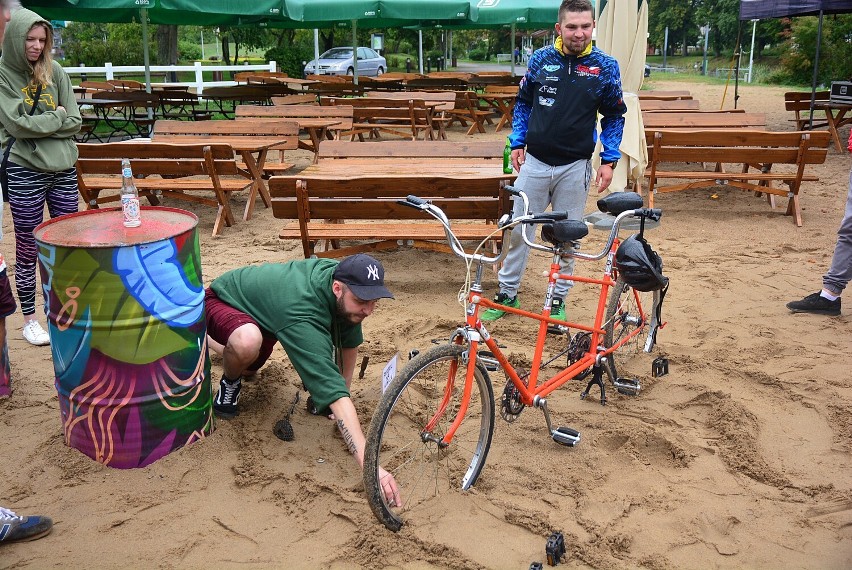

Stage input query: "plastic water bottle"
[
  {"left": 503, "top": 137, "right": 513, "bottom": 174},
  {"left": 120, "top": 158, "right": 141, "bottom": 228}
]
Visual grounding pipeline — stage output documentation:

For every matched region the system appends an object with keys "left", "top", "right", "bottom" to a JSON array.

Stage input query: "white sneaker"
[{"left": 22, "top": 321, "right": 50, "bottom": 346}]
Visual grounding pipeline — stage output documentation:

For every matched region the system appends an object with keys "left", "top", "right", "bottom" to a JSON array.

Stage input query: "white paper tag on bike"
[{"left": 382, "top": 354, "right": 398, "bottom": 394}]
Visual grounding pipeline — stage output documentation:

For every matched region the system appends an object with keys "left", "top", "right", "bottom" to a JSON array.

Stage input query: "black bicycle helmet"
[{"left": 614, "top": 234, "right": 668, "bottom": 292}]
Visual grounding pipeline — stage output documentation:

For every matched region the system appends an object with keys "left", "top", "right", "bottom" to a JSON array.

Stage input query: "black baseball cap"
[{"left": 333, "top": 254, "right": 394, "bottom": 301}]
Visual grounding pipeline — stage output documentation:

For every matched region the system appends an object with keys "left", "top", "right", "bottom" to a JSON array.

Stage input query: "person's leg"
[
  {"left": 822, "top": 167, "right": 852, "bottom": 296},
  {"left": 495, "top": 153, "right": 556, "bottom": 299},
  {"left": 7, "top": 164, "right": 50, "bottom": 344},
  {"left": 44, "top": 167, "right": 80, "bottom": 220},
  {"left": 0, "top": 265, "right": 14, "bottom": 399},
  {"left": 550, "top": 159, "right": 593, "bottom": 299},
  {"left": 787, "top": 167, "right": 850, "bottom": 316},
  {"left": 205, "top": 288, "right": 276, "bottom": 417}
]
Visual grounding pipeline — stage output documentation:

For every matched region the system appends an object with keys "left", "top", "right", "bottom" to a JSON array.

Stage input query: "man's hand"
[
  {"left": 595, "top": 163, "right": 615, "bottom": 193},
  {"left": 511, "top": 148, "right": 525, "bottom": 172},
  {"left": 378, "top": 466, "right": 401, "bottom": 507}
]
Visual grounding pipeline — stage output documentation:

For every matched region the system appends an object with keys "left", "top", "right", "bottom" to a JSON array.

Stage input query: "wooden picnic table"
[
  {"left": 478, "top": 92, "right": 516, "bottom": 132},
  {"left": 271, "top": 142, "right": 515, "bottom": 257},
  {"left": 812, "top": 102, "right": 852, "bottom": 152},
  {"left": 75, "top": 96, "right": 148, "bottom": 141},
  {"left": 151, "top": 133, "right": 292, "bottom": 220}
]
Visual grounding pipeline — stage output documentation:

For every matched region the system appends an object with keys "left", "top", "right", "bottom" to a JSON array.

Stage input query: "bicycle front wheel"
[
  {"left": 604, "top": 278, "right": 661, "bottom": 381},
  {"left": 363, "top": 343, "right": 495, "bottom": 531}
]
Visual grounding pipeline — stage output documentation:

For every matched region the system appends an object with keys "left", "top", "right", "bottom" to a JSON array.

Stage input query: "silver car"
[{"left": 304, "top": 47, "right": 387, "bottom": 77}]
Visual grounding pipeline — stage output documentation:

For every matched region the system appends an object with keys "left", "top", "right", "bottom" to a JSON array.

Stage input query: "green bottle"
[{"left": 503, "top": 137, "right": 512, "bottom": 173}]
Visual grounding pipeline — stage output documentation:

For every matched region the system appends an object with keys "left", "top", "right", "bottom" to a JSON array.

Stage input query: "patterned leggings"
[{"left": 7, "top": 162, "right": 79, "bottom": 316}]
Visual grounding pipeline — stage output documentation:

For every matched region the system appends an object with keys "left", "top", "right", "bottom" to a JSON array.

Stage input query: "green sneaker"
[
  {"left": 480, "top": 292, "right": 520, "bottom": 321},
  {"left": 548, "top": 297, "right": 568, "bottom": 335},
  {"left": 550, "top": 298, "right": 567, "bottom": 321}
]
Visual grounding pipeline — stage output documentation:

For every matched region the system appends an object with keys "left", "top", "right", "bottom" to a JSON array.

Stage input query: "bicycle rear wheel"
[
  {"left": 603, "top": 278, "right": 661, "bottom": 381},
  {"left": 363, "top": 343, "right": 495, "bottom": 531}
]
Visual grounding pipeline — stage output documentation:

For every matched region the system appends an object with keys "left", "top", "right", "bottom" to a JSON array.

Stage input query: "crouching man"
[{"left": 205, "top": 253, "right": 400, "bottom": 506}]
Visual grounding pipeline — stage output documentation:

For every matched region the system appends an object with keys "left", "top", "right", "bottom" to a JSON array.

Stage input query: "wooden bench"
[
  {"left": 235, "top": 104, "right": 354, "bottom": 162},
  {"left": 271, "top": 94, "right": 318, "bottom": 105},
  {"left": 637, "top": 90, "right": 693, "bottom": 100},
  {"left": 644, "top": 129, "right": 831, "bottom": 226},
  {"left": 445, "top": 90, "right": 494, "bottom": 135},
  {"left": 642, "top": 111, "right": 766, "bottom": 131},
  {"left": 75, "top": 142, "right": 250, "bottom": 236},
  {"left": 322, "top": 96, "right": 433, "bottom": 141},
  {"left": 639, "top": 99, "right": 701, "bottom": 111},
  {"left": 784, "top": 91, "right": 831, "bottom": 130},
  {"left": 365, "top": 91, "right": 455, "bottom": 139},
  {"left": 269, "top": 140, "right": 512, "bottom": 258}
]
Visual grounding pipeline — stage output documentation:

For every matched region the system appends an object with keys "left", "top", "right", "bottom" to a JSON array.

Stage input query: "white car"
[{"left": 304, "top": 47, "right": 387, "bottom": 77}]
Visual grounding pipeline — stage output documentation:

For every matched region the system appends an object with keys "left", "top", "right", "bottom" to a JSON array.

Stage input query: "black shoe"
[
  {"left": 786, "top": 292, "right": 841, "bottom": 316},
  {"left": 214, "top": 376, "right": 242, "bottom": 419}
]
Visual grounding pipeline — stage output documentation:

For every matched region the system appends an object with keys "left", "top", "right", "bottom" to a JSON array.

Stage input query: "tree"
[{"left": 63, "top": 21, "right": 155, "bottom": 67}]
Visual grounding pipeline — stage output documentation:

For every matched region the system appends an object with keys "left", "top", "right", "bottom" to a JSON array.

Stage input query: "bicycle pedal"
[
  {"left": 546, "top": 324, "right": 569, "bottom": 335},
  {"left": 551, "top": 427, "right": 580, "bottom": 447},
  {"left": 545, "top": 531, "right": 566, "bottom": 566},
  {"left": 652, "top": 357, "right": 669, "bottom": 377},
  {"left": 614, "top": 378, "right": 641, "bottom": 396}
]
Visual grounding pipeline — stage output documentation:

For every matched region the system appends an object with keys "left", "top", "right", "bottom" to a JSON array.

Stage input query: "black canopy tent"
[{"left": 736, "top": 0, "right": 852, "bottom": 126}]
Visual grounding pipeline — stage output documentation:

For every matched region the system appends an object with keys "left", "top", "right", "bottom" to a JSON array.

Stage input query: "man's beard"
[{"left": 336, "top": 295, "right": 364, "bottom": 324}]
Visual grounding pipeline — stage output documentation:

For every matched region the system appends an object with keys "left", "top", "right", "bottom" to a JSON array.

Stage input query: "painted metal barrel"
[{"left": 34, "top": 207, "right": 213, "bottom": 468}]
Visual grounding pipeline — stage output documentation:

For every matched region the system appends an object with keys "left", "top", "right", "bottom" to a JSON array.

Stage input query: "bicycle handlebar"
[{"left": 402, "top": 186, "right": 662, "bottom": 266}]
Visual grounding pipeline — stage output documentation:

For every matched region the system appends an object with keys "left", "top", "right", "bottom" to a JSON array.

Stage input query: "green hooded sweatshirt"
[{"left": 0, "top": 8, "right": 80, "bottom": 172}]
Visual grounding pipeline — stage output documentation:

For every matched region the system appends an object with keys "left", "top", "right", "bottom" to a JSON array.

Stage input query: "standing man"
[
  {"left": 786, "top": 130, "right": 852, "bottom": 316},
  {"left": 205, "top": 253, "right": 401, "bottom": 506},
  {"left": 0, "top": 0, "right": 54, "bottom": 547},
  {"left": 482, "top": 0, "right": 626, "bottom": 324}
]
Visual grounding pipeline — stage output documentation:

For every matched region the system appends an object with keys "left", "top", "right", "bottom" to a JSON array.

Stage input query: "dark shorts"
[
  {"left": 205, "top": 288, "right": 277, "bottom": 373},
  {"left": 0, "top": 269, "right": 17, "bottom": 319}
]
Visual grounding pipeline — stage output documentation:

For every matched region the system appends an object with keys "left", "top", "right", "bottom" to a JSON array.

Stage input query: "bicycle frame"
[{"left": 400, "top": 191, "right": 659, "bottom": 447}]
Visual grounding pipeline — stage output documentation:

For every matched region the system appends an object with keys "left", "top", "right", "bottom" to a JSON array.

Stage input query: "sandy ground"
[{"left": 1, "top": 78, "right": 851, "bottom": 569}]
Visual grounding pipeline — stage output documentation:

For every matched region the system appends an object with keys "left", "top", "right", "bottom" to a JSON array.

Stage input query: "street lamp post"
[{"left": 700, "top": 23, "right": 710, "bottom": 76}]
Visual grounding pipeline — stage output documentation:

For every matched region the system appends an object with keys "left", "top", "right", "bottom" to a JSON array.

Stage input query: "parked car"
[{"left": 303, "top": 47, "right": 387, "bottom": 77}]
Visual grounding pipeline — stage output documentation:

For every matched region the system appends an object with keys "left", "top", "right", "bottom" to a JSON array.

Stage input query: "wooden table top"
[{"left": 151, "top": 134, "right": 292, "bottom": 152}]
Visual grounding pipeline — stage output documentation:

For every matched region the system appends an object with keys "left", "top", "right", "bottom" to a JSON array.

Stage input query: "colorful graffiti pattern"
[{"left": 36, "top": 226, "right": 213, "bottom": 468}]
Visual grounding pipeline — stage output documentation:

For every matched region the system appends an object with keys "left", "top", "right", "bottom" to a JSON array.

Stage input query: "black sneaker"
[
  {"left": 786, "top": 292, "right": 841, "bottom": 316},
  {"left": 214, "top": 376, "right": 242, "bottom": 419}
]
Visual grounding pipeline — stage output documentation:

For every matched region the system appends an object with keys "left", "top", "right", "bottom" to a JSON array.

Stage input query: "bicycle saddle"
[
  {"left": 596, "top": 192, "right": 644, "bottom": 215},
  {"left": 542, "top": 220, "right": 589, "bottom": 246}
]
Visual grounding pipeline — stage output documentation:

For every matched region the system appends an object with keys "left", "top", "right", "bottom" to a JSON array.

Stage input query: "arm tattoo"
[{"left": 337, "top": 419, "right": 358, "bottom": 456}]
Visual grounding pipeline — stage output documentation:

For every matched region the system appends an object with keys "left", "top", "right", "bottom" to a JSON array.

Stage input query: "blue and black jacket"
[{"left": 509, "top": 38, "right": 626, "bottom": 167}]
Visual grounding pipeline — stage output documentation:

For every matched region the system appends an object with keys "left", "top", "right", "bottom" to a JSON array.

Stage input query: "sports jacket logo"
[
  {"left": 575, "top": 65, "right": 601, "bottom": 77},
  {"left": 543, "top": 64, "right": 560, "bottom": 72}
]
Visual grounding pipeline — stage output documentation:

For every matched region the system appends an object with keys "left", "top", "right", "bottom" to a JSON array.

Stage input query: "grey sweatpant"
[
  {"left": 497, "top": 153, "right": 592, "bottom": 299},
  {"left": 823, "top": 167, "right": 852, "bottom": 296}
]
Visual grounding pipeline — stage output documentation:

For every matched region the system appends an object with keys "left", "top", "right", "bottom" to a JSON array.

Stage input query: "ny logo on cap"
[{"left": 366, "top": 264, "right": 380, "bottom": 281}]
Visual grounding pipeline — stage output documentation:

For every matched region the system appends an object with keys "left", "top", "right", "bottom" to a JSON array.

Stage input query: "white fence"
[{"left": 64, "top": 61, "right": 277, "bottom": 95}]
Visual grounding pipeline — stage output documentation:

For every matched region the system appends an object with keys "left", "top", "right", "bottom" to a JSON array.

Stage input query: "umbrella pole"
[
  {"left": 807, "top": 11, "right": 824, "bottom": 130},
  {"left": 733, "top": 20, "right": 742, "bottom": 109},
  {"left": 140, "top": 8, "right": 153, "bottom": 128},
  {"left": 352, "top": 20, "right": 358, "bottom": 85},
  {"left": 510, "top": 23, "right": 516, "bottom": 75},
  {"left": 314, "top": 29, "right": 320, "bottom": 77},
  {"left": 418, "top": 30, "right": 424, "bottom": 74}
]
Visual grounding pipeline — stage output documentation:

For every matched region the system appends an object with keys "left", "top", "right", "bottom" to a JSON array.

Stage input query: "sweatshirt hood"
[{"left": 1, "top": 8, "right": 52, "bottom": 75}]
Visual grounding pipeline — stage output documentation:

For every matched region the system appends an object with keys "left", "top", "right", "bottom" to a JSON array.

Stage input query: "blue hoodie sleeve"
[
  {"left": 509, "top": 52, "right": 539, "bottom": 149},
  {"left": 598, "top": 58, "right": 627, "bottom": 163}
]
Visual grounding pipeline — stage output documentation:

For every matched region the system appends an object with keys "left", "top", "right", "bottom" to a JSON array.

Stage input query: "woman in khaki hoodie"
[{"left": 0, "top": 7, "right": 80, "bottom": 346}]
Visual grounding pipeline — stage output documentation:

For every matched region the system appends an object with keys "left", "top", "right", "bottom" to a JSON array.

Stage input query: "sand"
[{"left": 1, "top": 78, "right": 851, "bottom": 569}]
